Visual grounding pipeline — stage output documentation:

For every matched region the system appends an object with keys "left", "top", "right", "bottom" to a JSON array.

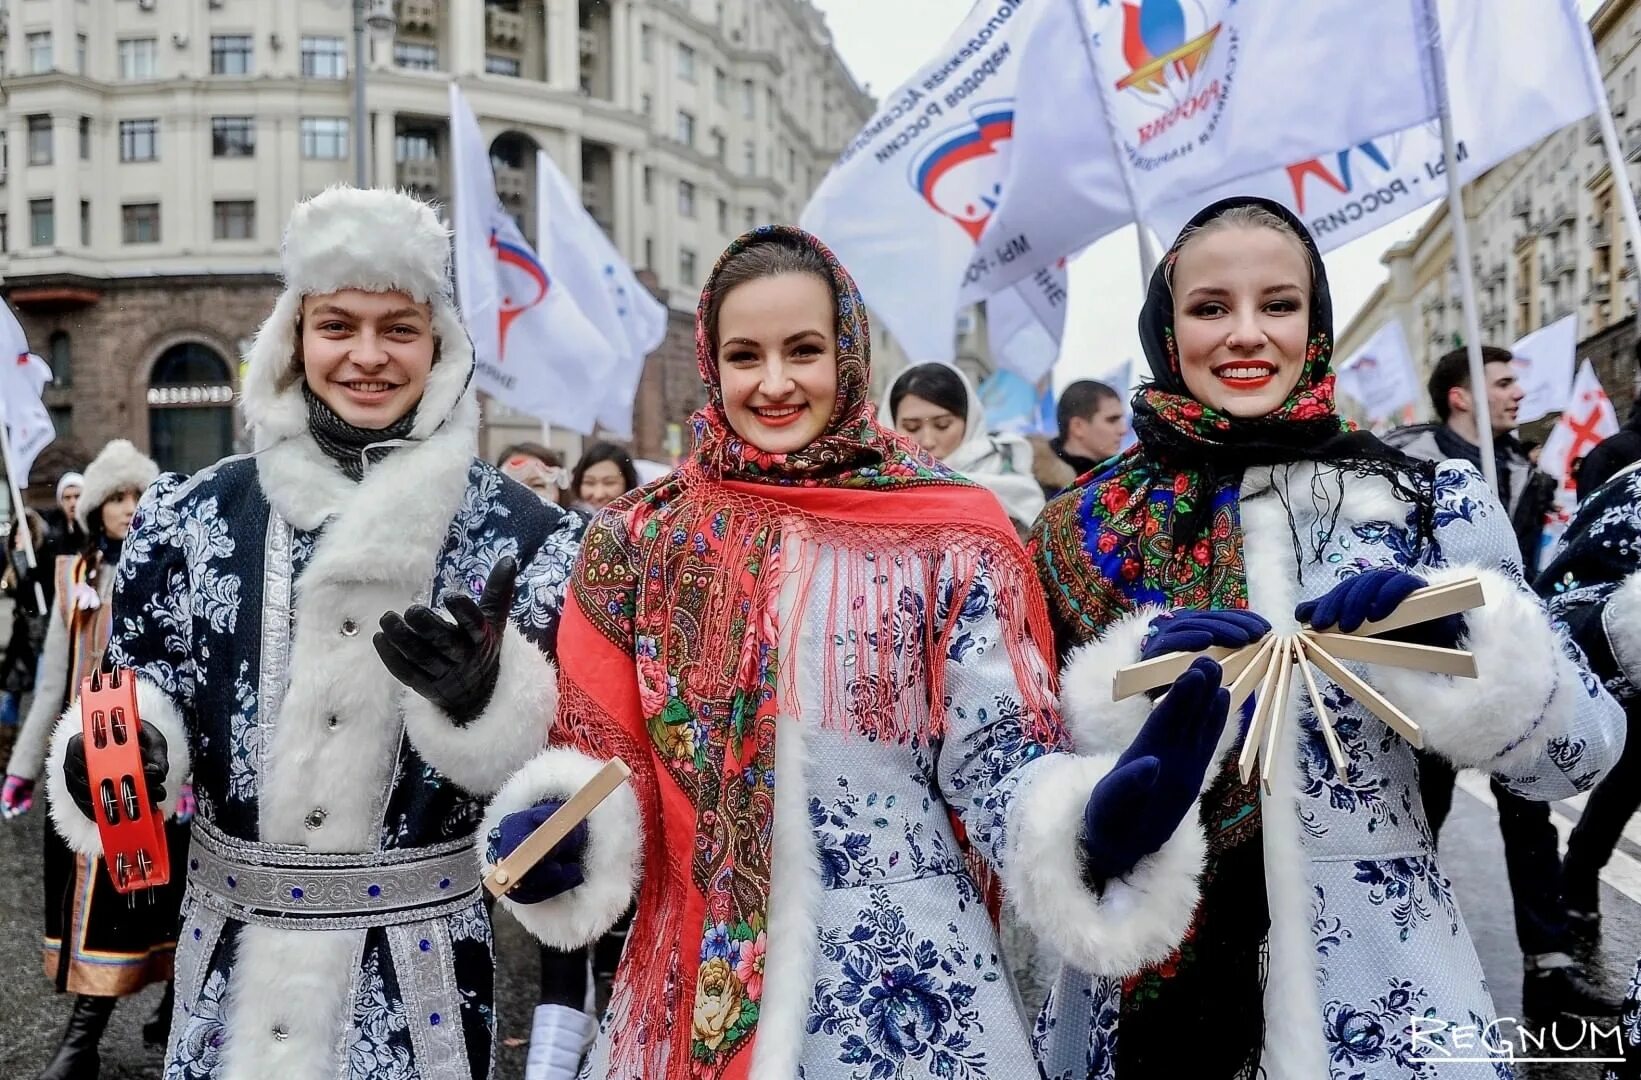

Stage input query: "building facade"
[
  {"left": 1338, "top": 0, "right": 1641, "bottom": 425},
  {"left": 0, "top": 0, "right": 871, "bottom": 487}
]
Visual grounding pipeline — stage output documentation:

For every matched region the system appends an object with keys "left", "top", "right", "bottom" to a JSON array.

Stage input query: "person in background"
[
  {"left": 1386, "top": 345, "right": 1616, "bottom": 1016},
  {"left": 40, "top": 472, "right": 86, "bottom": 565},
  {"left": 1577, "top": 361, "right": 1641, "bottom": 498},
  {"left": 0, "top": 508, "right": 51, "bottom": 772},
  {"left": 570, "top": 441, "right": 640, "bottom": 515},
  {"left": 499, "top": 441, "right": 572, "bottom": 504},
  {"left": 882, "top": 360, "right": 1045, "bottom": 533},
  {"left": 1048, "top": 378, "right": 1126, "bottom": 489}
]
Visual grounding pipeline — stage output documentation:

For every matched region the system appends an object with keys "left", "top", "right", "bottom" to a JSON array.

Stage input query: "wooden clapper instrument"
[{"left": 484, "top": 758, "right": 632, "bottom": 899}]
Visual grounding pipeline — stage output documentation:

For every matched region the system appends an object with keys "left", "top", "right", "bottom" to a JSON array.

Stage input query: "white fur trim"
[
  {"left": 1002, "top": 752, "right": 1206, "bottom": 977},
  {"left": 1373, "top": 564, "right": 1572, "bottom": 771},
  {"left": 76, "top": 439, "right": 159, "bottom": 529},
  {"left": 1058, "top": 605, "right": 1163, "bottom": 756},
  {"left": 1604, "top": 571, "right": 1641, "bottom": 687},
  {"left": 216, "top": 924, "right": 364, "bottom": 1080},
  {"left": 44, "top": 676, "right": 191, "bottom": 856},
  {"left": 479, "top": 747, "right": 642, "bottom": 948},
  {"left": 400, "top": 628, "right": 555, "bottom": 795}
]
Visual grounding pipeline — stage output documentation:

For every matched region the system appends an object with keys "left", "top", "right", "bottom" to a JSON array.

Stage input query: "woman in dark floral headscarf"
[{"left": 1029, "top": 196, "right": 1623, "bottom": 1079}]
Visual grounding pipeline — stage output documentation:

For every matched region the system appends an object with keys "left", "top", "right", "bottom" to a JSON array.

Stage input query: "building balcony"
[
  {"left": 1587, "top": 116, "right": 1604, "bottom": 145},
  {"left": 487, "top": 9, "right": 525, "bottom": 49},
  {"left": 1592, "top": 219, "right": 1612, "bottom": 248},
  {"left": 1552, "top": 201, "right": 1575, "bottom": 228},
  {"left": 1510, "top": 192, "right": 1532, "bottom": 219},
  {"left": 396, "top": 157, "right": 440, "bottom": 193},
  {"left": 398, "top": 0, "right": 438, "bottom": 34},
  {"left": 1587, "top": 273, "right": 1612, "bottom": 303}
]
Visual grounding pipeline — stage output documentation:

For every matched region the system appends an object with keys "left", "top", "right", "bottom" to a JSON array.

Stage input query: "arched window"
[
  {"left": 147, "top": 342, "right": 234, "bottom": 474},
  {"left": 488, "top": 131, "right": 540, "bottom": 244},
  {"left": 48, "top": 330, "right": 71, "bottom": 387}
]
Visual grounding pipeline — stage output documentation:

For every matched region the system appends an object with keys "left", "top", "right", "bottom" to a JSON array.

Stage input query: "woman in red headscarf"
[{"left": 478, "top": 227, "right": 1220, "bottom": 1079}]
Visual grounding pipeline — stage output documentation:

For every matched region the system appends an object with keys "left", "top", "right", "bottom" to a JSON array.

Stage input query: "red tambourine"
[{"left": 79, "top": 667, "right": 170, "bottom": 894}]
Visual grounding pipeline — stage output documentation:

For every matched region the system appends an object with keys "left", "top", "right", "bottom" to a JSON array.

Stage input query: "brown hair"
[
  {"left": 1167, "top": 202, "right": 1313, "bottom": 290},
  {"left": 703, "top": 235, "right": 835, "bottom": 352}
]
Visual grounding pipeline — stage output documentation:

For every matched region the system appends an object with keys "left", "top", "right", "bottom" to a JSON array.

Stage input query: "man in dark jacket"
[
  {"left": 1387, "top": 345, "right": 1617, "bottom": 1016},
  {"left": 1044, "top": 379, "right": 1125, "bottom": 496}
]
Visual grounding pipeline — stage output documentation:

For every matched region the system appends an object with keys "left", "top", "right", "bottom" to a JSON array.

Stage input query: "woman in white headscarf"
[{"left": 881, "top": 361, "right": 1045, "bottom": 533}]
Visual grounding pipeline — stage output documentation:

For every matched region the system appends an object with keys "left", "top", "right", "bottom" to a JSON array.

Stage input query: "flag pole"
[
  {"left": 0, "top": 416, "right": 48, "bottom": 615},
  {"left": 1574, "top": 3, "right": 1641, "bottom": 320},
  {"left": 1425, "top": 0, "right": 1499, "bottom": 493},
  {"left": 1069, "top": 0, "right": 1159, "bottom": 285}
]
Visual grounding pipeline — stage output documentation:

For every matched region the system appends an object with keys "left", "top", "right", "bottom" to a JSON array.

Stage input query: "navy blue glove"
[
  {"left": 1081, "top": 657, "right": 1231, "bottom": 886},
  {"left": 1142, "top": 609, "right": 1271, "bottom": 660},
  {"left": 485, "top": 800, "right": 589, "bottom": 904},
  {"left": 1296, "top": 569, "right": 1463, "bottom": 648}
]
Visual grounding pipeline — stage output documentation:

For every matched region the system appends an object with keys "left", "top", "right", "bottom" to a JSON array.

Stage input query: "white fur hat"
[
  {"left": 55, "top": 471, "right": 84, "bottom": 502},
  {"left": 77, "top": 440, "right": 158, "bottom": 529},
  {"left": 238, "top": 185, "right": 476, "bottom": 449}
]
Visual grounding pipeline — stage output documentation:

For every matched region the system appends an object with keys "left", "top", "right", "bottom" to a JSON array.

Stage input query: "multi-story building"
[
  {"left": 0, "top": 0, "right": 871, "bottom": 486},
  {"left": 1338, "top": 0, "right": 1641, "bottom": 425}
]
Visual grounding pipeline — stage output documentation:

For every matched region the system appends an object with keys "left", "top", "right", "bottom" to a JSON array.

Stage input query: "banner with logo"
[
  {"left": 985, "top": 261, "right": 1068, "bottom": 382},
  {"left": 1540, "top": 359, "right": 1619, "bottom": 556},
  {"left": 1511, "top": 314, "right": 1578, "bottom": 426},
  {"left": 1335, "top": 320, "right": 1420, "bottom": 423},
  {"left": 536, "top": 150, "right": 670, "bottom": 438},
  {"left": 0, "top": 300, "right": 55, "bottom": 487},
  {"left": 449, "top": 83, "right": 617, "bottom": 433},
  {"left": 800, "top": 0, "right": 1045, "bottom": 362},
  {"left": 1150, "top": 0, "right": 1600, "bottom": 250},
  {"left": 964, "top": 0, "right": 1436, "bottom": 302}
]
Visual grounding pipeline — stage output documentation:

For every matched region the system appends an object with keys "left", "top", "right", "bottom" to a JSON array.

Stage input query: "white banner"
[
  {"left": 1511, "top": 314, "right": 1578, "bottom": 426},
  {"left": 449, "top": 83, "right": 616, "bottom": 434},
  {"left": 1151, "top": 0, "right": 1600, "bottom": 251},
  {"left": 800, "top": 0, "right": 1045, "bottom": 362},
  {"left": 0, "top": 301, "right": 55, "bottom": 487},
  {"left": 985, "top": 261, "right": 1068, "bottom": 382},
  {"left": 1336, "top": 320, "right": 1420, "bottom": 423},
  {"left": 536, "top": 150, "right": 670, "bottom": 438},
  {"left": 1540, "top": 359, "right": 1620, "bottom": 554}
]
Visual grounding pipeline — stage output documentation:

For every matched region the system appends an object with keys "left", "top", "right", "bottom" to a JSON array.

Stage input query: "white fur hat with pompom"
[{"left": 76, "top": 439, "right": 158, "bottom": 529}]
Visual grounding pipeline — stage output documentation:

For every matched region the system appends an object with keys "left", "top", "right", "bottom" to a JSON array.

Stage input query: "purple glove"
[
  {"left": 485, "top": 800, "right": 589, "bottom": 904},
  {"left": 1081, "top": 657, "right": 1231, "bottom": 886},
  {"left": 1142, "top": 609, "right": 1271, "bottom": 659},
  {"left": 1, "top": 775, "right": 33, "bottom": 819},
  {"left": 1296, "top": 569, "right": 1463, "bottom": 648}
]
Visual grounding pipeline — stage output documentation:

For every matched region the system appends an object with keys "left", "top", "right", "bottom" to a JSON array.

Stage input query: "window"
[
  {"left": 49, "top": 332, "right": 70, "bottom": 387},
  {"left": 0, "top": 213, "right": 7, "bottom": 253},
  {"left": 711, "top": 129, "right": 726, "bottom": 163},
  {"left": 79, "top": 116, "right": 91, "bottom": 160},
  {"left": 393, "top": 42, "right": 438, "bottom": 70},
  {"left": 678, "top": 180, "right": 696, "bottom": 217},
  {"left": 119, "top": 119, "right": 159, "bottom": 163},
  {"left": 640, "top": 93, "right": 653, "bottom": 117},
  {"left": 644, "top": 235, "right": 654, "bottom": 268},
  {"left": 744, "top": 206, "right": 756, "bottom": 231},
  {"left": 118, "top": 38, "right": 157, "bottom": 80},
  {"left": 714, "top": 67, "right": 728, "bottom": 105},
  {"left": 300, "top": 117, "right": 349, "bottom": 160},
  {"left": 213, "top": 200, "right": 255, "bottom": 240},
  {"left": 27, "top": 116, "right": 51, "bottom": 166},
  {"left": 741, "top": 79, "right": 755, "bottom": 118},
  {"left": 122, "top": 202, "right": 160, "bottom": 244},
  {"left": 30, "top": 199, "right": 54, "bottom": 247},
  {"left": 27, "top": 32, "right": 51, "bottom": 74},
  {"left": 677, "top": 43, "right": 695, "bottom": 81},
  {"left": 786, "top": 145, "right": 796, "bottom": 182},
  {"left": 80, "top": 200, "right": 90, "bottom": 246},
  {"left": 396, "top": 130, "right": 437, "bottom": 161},
  {"left": 211, "top": 116, "right": 255, "bottom": 158},
  {"left": 742, "top": 140, "right": 755, "bottom": 176},
  {"left": 679, "top": 247, "right": 697, "bottom": 284},
  {"left": 302, "top": 36, "right": 348, "bottom": 78},
  {"left": 676, "top": 110, "right": 695, "bottom": 146},
  {"left": 76, "top": 34, "right": 87, "bottom": 75},
  {"left": 485, "top": 54, "right": 520, "bottom": 76},
  {"left": 716, "top": 198, "right": 728, "bottom": 234},
  {"left": 210, "top": 34, "right": 253, "bottom": 75},
  {"left": 641, "top": 25, "right": 654, "bottom": 62},
  {"left": 643, "top": 166, "right": 654, "bottom": 204}
]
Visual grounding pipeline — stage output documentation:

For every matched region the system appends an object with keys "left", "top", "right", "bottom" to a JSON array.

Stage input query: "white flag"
[
  {"left": 448, "top": 83, "right": 617, "bottom": 434},
  {"left": 985, "top": 262, "right": 1068, "bottom": 383},
  {"left": 0, "top": 301, "right": 55, "bottom": 487},
  {"left": 1512, "top": 314, "right": 1579, "bottom": 426},
  {"left": 1335, "top": 321, "right": 1420, "bottom": 423},
  {"left": 1540, "top": 359, "right": 1620, "bottom": 555},
  {"left": 800, "top": 0, "right": 1045, "bottom": 363},
  {"left": 536, "top": 150, "right": 669, "bottom": 438},
  {"left": 965, "top": 0, "right": 1435, "bottom": 301},
  {"left": 1150, "top": 0, "right": 1600, "bottom": 251}
]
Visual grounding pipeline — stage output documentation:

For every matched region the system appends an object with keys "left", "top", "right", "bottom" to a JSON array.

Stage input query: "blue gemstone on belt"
[
  {"left": 193, "top": 928, "right": 202, "bottom": 940},
  {"left": 430, "top": 1013, "right": 441, "bottom": 1026},
  {"left": 226, "top": 875, "right": 237, "bottom": 889},
  {"left": 419, "top": 939, "right": 431, "bottom": 952},
  {"left": 367, "top": 884, "right": 381, "bottom": 898},
  {"left": 189, "top": 859, "right": 199, "bottom": 871},
  {"left": 439, "top": 878, "right": 450, "bottom": 889},
  {"left": 291, "top": 887, "right": 304, "bottom": 900}
]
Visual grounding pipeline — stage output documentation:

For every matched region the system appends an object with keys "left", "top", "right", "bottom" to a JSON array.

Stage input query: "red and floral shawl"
[{"left": 550, "top": 226, "right": 1061, "bottom": 1079}]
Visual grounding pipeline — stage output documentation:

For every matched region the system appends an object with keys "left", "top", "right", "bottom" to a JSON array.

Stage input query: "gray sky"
[{"left": 813, "top": 0, "right": 1597, "bottom": 391}]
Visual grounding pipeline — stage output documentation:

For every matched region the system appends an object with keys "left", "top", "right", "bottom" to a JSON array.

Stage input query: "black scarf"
[{"left": 303, "top": 385, "right": 417, "bottom": 481}]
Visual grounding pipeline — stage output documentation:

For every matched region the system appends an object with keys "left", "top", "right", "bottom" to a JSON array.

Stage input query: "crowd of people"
[{"left": 0, "top": 184, "right": 1638, "bottom": 1080}]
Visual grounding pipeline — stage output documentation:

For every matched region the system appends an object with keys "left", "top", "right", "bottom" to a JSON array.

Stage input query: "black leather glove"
[
  {"left": 375, "top": 556, "right": 517, "bottom": 725},
  {"left": 62, "top": 721, "right": 171, "bottom": 823}
]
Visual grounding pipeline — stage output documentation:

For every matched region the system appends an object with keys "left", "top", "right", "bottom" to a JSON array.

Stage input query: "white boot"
[{"left": 524, "top": 1003, "right": 596, "bottom": 1080}]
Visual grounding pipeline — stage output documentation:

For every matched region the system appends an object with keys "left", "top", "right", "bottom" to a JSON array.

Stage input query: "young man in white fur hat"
[{"left": 46, "top": 186, "right": 599, "bottom": 1080}]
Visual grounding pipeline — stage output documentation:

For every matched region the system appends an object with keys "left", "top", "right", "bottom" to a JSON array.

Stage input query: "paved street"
[{"left": 1, "top": 768, "right": 1637, "bottom": 1077}]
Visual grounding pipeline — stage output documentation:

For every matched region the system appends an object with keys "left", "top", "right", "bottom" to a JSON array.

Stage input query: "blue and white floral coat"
[
  {"left": 1039, "top": 460, "right": 1625, "bottom": 1080},
  {"left": 44, "top": 189, "right": 584, "bottom": 1080}
]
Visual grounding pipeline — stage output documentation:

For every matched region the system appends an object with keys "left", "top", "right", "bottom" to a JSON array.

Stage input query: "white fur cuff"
[
  {"left": 46, "top": 677, "right": 192, "bottom": 857},
  {"left": 1002, "top": 752, "right": 1206, "bottom": 978},
  {"left": 1603, "top": 572, "right": 1641, "bottom": 689},
  {"left": 402, "top": 627, "right": 555, "bottom": 795},
  {"left": 478, "top": 747, "right": 642, "bottom": 948},
  {"left": 1059, "top": 606, "right": 1164, "bottom": 756},
  {"left": 1373, "top": 565, "right": 1568, "bottom": 769}
]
